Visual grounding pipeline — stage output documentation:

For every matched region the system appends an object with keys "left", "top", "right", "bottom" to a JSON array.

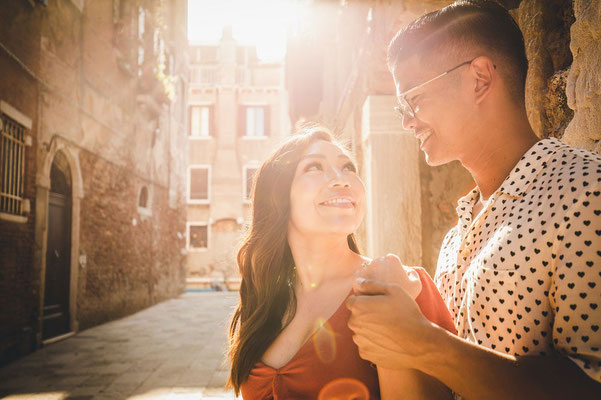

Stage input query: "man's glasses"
[{"left": 394, "top": 58, "right": 480, "bottom": 122}]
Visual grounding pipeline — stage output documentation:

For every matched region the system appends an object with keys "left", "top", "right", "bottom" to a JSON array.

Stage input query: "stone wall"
[
  {"left": 511, "top": 0, "right": 575, "bottom": 140},
  {"left": 563, "top": 0, "right": 601, "bottom": 153}
]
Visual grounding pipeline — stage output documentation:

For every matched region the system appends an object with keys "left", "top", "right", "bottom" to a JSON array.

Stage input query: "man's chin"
[{"left": 423, "top": 152, "right": 450, "bottom": 167}]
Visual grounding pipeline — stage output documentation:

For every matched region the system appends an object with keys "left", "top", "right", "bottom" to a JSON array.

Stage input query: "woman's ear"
[{"left": 470, "top": 56, "right": 496, "bottom": 105}]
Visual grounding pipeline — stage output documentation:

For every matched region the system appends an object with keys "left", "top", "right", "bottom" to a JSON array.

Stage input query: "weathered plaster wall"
[
  {"left": 563, "top": 0, "right": 601, "bottom": 153},
  {"left": 513, "top": 0, "right": 574, "bottom": 140}
]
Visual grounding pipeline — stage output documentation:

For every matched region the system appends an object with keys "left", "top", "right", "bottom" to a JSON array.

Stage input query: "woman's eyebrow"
[
  {"left": 300, "top": 154, "right": 326, "bottom": 160},
  {"left": 300, "top": 154, "right": 351, "bottom": 161}
]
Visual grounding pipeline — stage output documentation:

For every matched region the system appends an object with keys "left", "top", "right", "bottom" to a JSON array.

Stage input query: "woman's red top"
[{"left": 240, "top": 267, "right": 456, "bottom": 399}]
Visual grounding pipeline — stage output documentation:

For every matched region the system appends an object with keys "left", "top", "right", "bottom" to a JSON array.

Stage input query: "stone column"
[{"left": 361, "top": 95, "right": 422, "bottom": 265}]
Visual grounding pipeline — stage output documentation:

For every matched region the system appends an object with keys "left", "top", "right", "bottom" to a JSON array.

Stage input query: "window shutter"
[
  {"left": 264, "top": 106, "right": 270, "bottom": 137},
  {"left": 210, "top": 105, "right": 216, "bottom": 138},
  {"left": 237, "top": 105, "right": 245, "bottom": 137},
  {"left": 188, "top": 106, "right": 192, "bottom": 136}
]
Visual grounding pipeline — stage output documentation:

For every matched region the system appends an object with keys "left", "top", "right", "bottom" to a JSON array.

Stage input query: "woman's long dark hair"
[{"left": 228, "top": 128, "right": 360, "bottom": 394}]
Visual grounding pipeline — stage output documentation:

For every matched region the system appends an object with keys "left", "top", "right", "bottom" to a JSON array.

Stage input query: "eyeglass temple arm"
[{"left": 399, "top": 59, "right": 476, "bottom": 98}]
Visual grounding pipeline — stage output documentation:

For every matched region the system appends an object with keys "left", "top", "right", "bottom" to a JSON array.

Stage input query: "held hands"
[
  {"left": 346, "top": 255, "right": 435, "bottom": 370},
  {"left": 355, "top": 254, "right": 422, "bottom": 299}
]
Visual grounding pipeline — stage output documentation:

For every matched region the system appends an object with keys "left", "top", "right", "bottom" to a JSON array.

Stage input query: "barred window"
[
  {"left": 0, "top": 114, "right": 27, "bottom": 216},
  {"left": 188, "top": 224, "right": 208, "bottom": 250}
]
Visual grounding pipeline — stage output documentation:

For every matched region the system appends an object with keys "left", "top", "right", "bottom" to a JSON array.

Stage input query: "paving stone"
[{"left": 0, "top": 293, "right": 238, "bottom": 399}]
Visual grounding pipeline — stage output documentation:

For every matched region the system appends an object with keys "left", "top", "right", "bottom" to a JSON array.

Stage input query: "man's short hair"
[{"left": 388, "top": 0, "right": 528, "bottom": 101}]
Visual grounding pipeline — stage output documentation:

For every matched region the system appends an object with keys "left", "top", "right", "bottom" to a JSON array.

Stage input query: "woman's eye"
[
  {"left": 343, "top": 162, "right": 357, "bottom": 173},
  {"left": 304, "top": 162, "right": 322, "bottom": 172}
]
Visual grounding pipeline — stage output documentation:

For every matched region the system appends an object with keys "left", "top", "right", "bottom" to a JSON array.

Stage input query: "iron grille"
[{"left": 0, "top": 114, "right": 26, "bottom": 216}]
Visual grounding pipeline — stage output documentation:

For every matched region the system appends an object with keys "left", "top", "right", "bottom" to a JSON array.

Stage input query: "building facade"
[
  {"left": 0, "top": 0, "right": 189, "bottom": 364},
  {"left": 285, "top": 0, "right": 594, "bottom": 275},
  {"left": 186, "top": 29, "right": 289, "bottom": 286}
]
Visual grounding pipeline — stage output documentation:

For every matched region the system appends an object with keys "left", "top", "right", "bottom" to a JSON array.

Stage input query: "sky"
[{"left": 187, "top": 0, "right": 301, "bottom": 62}]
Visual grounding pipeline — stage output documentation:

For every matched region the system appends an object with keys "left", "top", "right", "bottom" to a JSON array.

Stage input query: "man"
[{"left": 346, "top": 1, "right": 601, "bottom": 398}]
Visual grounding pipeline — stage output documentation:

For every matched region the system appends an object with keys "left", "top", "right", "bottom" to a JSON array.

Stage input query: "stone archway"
[{"left": 34, "top": 136, "right": 84, "bottom": 345}]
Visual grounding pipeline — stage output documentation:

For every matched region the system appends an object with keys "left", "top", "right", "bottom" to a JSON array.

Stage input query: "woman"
[{"left": 228, "top": 127, "right": 455, "bottom": 399}]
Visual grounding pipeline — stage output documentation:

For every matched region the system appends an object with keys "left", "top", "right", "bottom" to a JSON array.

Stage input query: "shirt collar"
[
  {"left": 497, "top": 138, "right": 566, "bottom": 198},
  {"left": 456, "top": 186, "right": 479, "bottom": 233},
  {"left": 455, "top": 138, "right": 565, "bottom": 232}
]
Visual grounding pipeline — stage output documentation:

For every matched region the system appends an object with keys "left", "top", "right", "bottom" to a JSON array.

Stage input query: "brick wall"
[
  {"left": 0, "top": 0, "right": 42, "bottom": 363},
  {"left": 77, "top": 150, "right": 185, "bottom": 329}
]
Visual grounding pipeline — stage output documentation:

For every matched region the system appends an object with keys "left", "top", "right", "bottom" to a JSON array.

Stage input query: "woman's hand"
[
  {"left": 355, "top": 254, "right": 422, "bottom": 300},
  {"left": 346, "top": 277, "right": 437, "bottom": 369}
]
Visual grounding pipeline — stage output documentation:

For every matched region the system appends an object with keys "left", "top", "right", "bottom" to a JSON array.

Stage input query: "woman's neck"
[{"left": 287, "top": 231, "right": 362, "bottom": 293}]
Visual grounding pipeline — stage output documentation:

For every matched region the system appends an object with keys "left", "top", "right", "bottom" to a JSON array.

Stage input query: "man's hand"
[
  {"left": 355, "top": 254, "right": 422, "bottom": 300},
  {"left": 346, "top": 277, "right": 437, "bottom": 370}
]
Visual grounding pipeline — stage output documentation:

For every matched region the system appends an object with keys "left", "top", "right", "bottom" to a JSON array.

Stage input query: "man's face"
[{"left": 393, "top": 55, "right": 475, "bottom": 166}]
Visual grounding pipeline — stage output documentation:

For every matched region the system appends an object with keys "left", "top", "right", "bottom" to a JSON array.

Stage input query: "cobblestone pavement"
[{"left": 0, "top": 292, "right": 239, "bottom": 399}]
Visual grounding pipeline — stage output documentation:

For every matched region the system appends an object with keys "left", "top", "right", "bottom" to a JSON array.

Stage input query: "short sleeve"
[
  {"left": 413, "top": 267, "right": 457, "bottom": 335},
  {"left": 550, "top": 185, "right": 601, "bottom": 382}
]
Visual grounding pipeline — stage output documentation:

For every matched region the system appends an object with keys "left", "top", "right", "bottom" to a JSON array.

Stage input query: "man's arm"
[
  {"left": 347, "top": 280, "right": 601, "bottom": 399},
  {"left": 378, "top": 367, "right": 452, "bottom": 400}
]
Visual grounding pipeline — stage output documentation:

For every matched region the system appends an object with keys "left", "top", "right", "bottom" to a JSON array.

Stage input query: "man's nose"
[{"left": 401, "top": 113, "right": 419, "bottom": 131}]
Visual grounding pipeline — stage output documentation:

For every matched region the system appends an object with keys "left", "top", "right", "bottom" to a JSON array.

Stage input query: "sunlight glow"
[
  {"left": 312, "top": 318, "right": 337, "bottom": 364},
  {"left": 3, "top": 393, "right": 68, "bottom": 400},
  {"left": 188, "top": 0, "right": 302, "bottom": 61},
  {"left": 318, "top": 378, "right": 369, "bottom": 400}
]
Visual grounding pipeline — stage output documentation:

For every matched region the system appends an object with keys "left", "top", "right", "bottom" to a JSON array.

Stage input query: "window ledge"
[
  {"left": 188, "top": 200, "right": 210, "bottom": 205},
  {"left": 188, "top": 247, "right": 209, "bottom": 252},
  {"left": 241, "top": 136, "right": 268, "bottom": 140},
  {"left": 138, "top": 206, "right": 152, "bottom": 217},
  {"left": 0, "top": 212, "right": 27, "bottom": 223}
]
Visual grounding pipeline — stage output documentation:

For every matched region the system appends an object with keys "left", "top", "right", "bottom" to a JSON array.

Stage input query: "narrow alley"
[{"left": 0, "top": 292, "right": 238, "bottom": 400}]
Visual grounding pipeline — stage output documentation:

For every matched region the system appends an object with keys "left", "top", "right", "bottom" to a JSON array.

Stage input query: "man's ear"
[{"left": 471, "top": 56, "right": 495, "bottom": 105}]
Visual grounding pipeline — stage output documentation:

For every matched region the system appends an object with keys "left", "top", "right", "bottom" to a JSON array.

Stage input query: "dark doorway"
[{"left": 43, "top": 153, "right": 72, "bottom": 340}]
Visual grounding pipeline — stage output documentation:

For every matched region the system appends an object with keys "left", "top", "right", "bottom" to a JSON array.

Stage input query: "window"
[
  {"left": 1, "top": 102, "right": 31, "bottom": 220},
  {"left": 137, "top": 185, "right": 151, "bottom": 217},
  {"left": 189, "top": 105, "right": 213, "bottom": 138},
  {"left": 238, "top": 105, "right": 270, "bottom": 137},
  {"left": 188, "top": 223, "right": 208, "bottom": 250},
  {"left": 243, "top": 166, "right": 258, "bottom": 202},
  {"left": 138, "top": 186, "right": 148, "bottom": 208},
  {"left": 188, "top": 166, "right": 210, "bottom": 203}
]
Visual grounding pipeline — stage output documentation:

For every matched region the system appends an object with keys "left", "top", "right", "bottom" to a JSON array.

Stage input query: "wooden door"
[{"left": 43, "top": 163, "right": 72, "bottom": 340}]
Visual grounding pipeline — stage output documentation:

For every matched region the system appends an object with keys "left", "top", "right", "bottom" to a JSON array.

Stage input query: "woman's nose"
[{"left": 328, "top": 168, "right": 351, "bottom": 188}]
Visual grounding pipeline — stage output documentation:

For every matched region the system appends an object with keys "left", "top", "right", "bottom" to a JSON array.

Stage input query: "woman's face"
[{"left": 288, "top": 140, "right": 366, "bottom": 238}]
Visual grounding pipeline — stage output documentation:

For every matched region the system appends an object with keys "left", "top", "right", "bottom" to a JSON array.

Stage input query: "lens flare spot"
[
  {"left": 318, "top": 378, "right": 370, "bottom": 400},
  {"left": 312, "top": 318, "right": 337, "bottom": 364}
]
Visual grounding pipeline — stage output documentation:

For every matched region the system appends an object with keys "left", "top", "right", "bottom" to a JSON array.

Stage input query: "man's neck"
[{"left": 462, "top": 116, "right": 539, "bottom": 200}]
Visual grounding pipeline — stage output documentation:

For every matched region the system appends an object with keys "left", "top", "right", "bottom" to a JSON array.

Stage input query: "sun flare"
[{"left": 188, "top": 0, "right": 303, "bottom": 61}]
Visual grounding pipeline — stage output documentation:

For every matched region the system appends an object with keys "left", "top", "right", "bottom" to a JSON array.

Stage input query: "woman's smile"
[{"left": 319, "top": 196, "right": 356, "bottom": 208}]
